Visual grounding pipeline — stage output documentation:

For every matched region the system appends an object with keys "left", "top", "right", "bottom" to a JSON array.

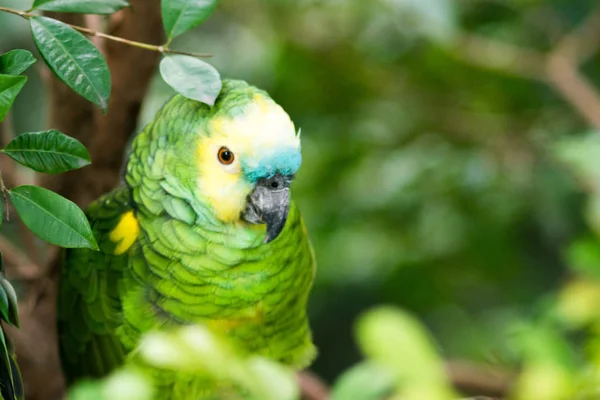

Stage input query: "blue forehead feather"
[{"left": 242, "top": 148, "right": 302, "bottom": 182}]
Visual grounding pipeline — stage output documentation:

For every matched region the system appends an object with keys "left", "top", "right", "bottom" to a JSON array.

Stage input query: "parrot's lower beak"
[{"left": 242, "top": 173, "right": 291, "bottom": 243}]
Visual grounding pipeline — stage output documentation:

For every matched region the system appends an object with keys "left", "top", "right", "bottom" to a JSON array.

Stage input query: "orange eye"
[{"left": 217, "top": 147, "right": 235, "bottom": 165}]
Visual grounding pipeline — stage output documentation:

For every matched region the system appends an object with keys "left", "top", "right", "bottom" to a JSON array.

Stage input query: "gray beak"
[{"left": 242, "top": 173, "right": 292, "bottom": 243}]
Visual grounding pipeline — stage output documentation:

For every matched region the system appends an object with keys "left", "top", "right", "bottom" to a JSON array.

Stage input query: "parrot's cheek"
[{"left": 242, "top": 173, "right": 291, "bottom": 243}]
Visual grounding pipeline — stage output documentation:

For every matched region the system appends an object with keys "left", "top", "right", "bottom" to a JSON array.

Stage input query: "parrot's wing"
[{"left": 58, "top": 186, "right": 133, "bottom": 384}]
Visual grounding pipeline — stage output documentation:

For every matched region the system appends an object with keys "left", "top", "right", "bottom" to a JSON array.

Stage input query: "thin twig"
[
  {"left": 297, "top": 371, "right": 329, "bottom": 400},
  {"left": 0, "top": 6, "right": 212, "bottom": 59},
  {"left": 446, "top": 360, "right": 513, "bottom": 398},
  {"left": 546, "top": 54, "right": 600, "bottom": 128}
]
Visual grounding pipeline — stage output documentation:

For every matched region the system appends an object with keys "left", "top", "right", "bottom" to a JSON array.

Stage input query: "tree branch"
[
  {"left": 451, "top": 7, "right": 600, "bottom": 129},
  {"left": 298, "top": 371, "right": 329, "bottom": 400},
  {"left": 446, "top": 360, "right": 513, "bottom": 398},
  {"left": 452, "top": 33, "right": 546, "bottom": 81},
  {"left": 0, "top": 6, "right": 211, "bottom": 59}
]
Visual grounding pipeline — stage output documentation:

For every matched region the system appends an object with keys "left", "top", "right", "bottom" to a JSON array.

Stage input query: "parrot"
[{"left": 57, "top": 79, "right": 316, "bottom": 397}]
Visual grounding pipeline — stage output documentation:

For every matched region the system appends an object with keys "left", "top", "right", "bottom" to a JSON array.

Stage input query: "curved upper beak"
[{"left": 242, "top": 173, "right": 291, "bottom": 243}]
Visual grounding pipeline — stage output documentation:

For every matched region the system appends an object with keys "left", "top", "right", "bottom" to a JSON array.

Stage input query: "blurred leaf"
[
  {"left": 159, "top": 55, "right": 221, "bottom": 106},
  {"left": 510, "top": 321, "right": 576, "bottom": 399},
  {"left": 31, "top": 0, "right": 129, "bottom": 14},
  {"left": 30, "top": 16, "right": 111, "bottom": 112},
  {"left": 67, "top": 381, "right": 105, "bottom": 400},
  {"left": 565, "top": 237, "right": 600, "bottom": 279},
  {"left": 67, "top": 369, "right": 155, "bottom": 400},
  {"left": 513, "top": 323, "right": 575, "bottom": 368},
  {"left": 161, "top": 0, "right": 217, "bottom": 40},
  {"left": 0, "top": 327, "right": 6, "bottom": 366},
  {"left": 331, "top": 361, "right": 396, "bottom": 400},
  {"left": 102, "top": 370, "right": 154, "bottom": 400},
  {"left": 0, "top": 74, "right": 27, "bottom": 122},
  {"left": 138, "top": 325, "right": 298, "bottom": 400},
  {"left": 382, "top": 0, "right": 457, "bottom": 44},
  {"left": 0, "top": 50, "right": 36, "bottom": 75},
  {"left": 9, "top": 185, "right": 98, "bottom": 250},
  {"left": 0, "top": 322, "right": 21, "bottom": 400},
  {"left": 356, "top": 306, "right": 456, "bottom": 400},
  {"left": 246, "top": 357, "right": 299, "bottom": 400},
  {"left": 553, "top": 133, "right": 600, "bottom": 191},
  {"left": 0, "top": 280, "right": 8, "bottom": 325},
  {"left": 557, "top": 279, "right": 600, "bottom": 328},
  {"left": 2, "top": 130, "right": 91, "bottom": 174},
  {"left": 513, "top": 362, "right": 573, "bottom": 400}
]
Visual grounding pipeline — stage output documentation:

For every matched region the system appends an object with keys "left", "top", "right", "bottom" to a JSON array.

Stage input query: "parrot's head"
[{"left": 195, "top": 80, "right": 302, "bottom": 243}]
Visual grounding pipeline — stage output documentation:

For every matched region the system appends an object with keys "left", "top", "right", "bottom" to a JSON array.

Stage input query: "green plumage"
[{"left": 58, "top": 80, "right": 316, "bottom": 397}]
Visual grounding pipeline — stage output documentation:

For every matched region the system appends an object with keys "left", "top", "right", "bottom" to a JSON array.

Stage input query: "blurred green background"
[{"left": 4, "top": 0, "right": 600, "bottom": 391}]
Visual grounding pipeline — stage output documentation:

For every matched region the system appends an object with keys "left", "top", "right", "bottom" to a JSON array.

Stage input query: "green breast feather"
[{"left": 58, "top": 80, "right": 317, "bottom": 392}]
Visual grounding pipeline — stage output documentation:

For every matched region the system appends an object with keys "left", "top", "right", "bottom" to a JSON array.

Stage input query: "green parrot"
[{"left": 57, "top": 80, "right": 316, "bottom": 396}]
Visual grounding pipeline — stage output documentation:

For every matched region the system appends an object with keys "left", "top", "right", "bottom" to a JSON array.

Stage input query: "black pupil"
[{"left": 220, "top": 150, "right": 231, "bottom": 161}]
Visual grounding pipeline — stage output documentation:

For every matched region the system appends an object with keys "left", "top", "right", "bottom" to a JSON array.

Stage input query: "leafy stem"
[{"left": 0, "top": 6, "right": 212, "bottom": 59}]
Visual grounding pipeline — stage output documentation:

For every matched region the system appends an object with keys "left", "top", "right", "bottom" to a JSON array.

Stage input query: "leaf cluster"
[{"left": 0, "top": 2, "right": 227, "bottom": 398}]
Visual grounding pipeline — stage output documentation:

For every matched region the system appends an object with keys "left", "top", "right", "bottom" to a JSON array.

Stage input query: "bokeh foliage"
[{"left": 4, "top": 0, "right": 600, "bottom": 398}]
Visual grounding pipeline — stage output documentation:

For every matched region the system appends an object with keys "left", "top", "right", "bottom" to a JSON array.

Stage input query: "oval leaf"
[
  {"left": 30, "top": 16, "right": 110, "bottom": 112},
  {"left": 31, "top": 0, "right": 130, "bottom": 14},
  {"left": 160, "top": 55, "right": 221, "bottom": 106},
  {"left": 331, "top": 362, "right": 396, "bottom": 400},
  {"left": 162, "top": 0, "right": 217, "bottom": 40},
  {"left": 0, "top": 50, "right": 36, "bottom": 76},
  {"left": 2, "top": 130, "right": 91, "bottom": 174},
  {"left": 0, "top": 279, "right": 19, "bottom": 327},
  {"left": 0, "top": 279, "right": 9, "bottom": 324},
  {"left": 10, "top": 185, "right": 98, "bottom": 250},
  {"left": 0, "top": 75, "right": 27, "bottom": 123}
]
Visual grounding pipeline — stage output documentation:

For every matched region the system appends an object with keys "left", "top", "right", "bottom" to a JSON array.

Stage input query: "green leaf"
[
  {"left": 356, "top": 306, "right": 456, "bottom": 400},
  {"left": 2, "top": 130, "right": 91, "bottom": 174},
  {"left": 159, "top": 55, "right": 221, "bottom": 106},
  {"left": 0, "top": 279, "right": 19, "bottom": 328},
  {"left": 331, "top": 362, "right": 396, "bottom": 400},
  {"left": 161, "top": 0, "right": 217, "bottom": 40},
  {"left": 0, "top": 50, "right": 36, "bottom": 76},
  {"left": 31, "top": 0, "right": 130, "bottom": 14},
  {"left": 30, "top": 16, "right": 111, "bottom": 112},
  {"left": 0, "top": 75, "right": 27, "bottom": 123},
  {"left": 0, "top": 319, "right": 5, "bottom": 353},
  {"left": 9, "top": 185, "right": 98, "bottom": 250},
  {"left": 0, "top": 280, "right": 9, "bottom": 324},
  {"left": 565, "top": 237, "right": 600, "bottom": 279}
]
